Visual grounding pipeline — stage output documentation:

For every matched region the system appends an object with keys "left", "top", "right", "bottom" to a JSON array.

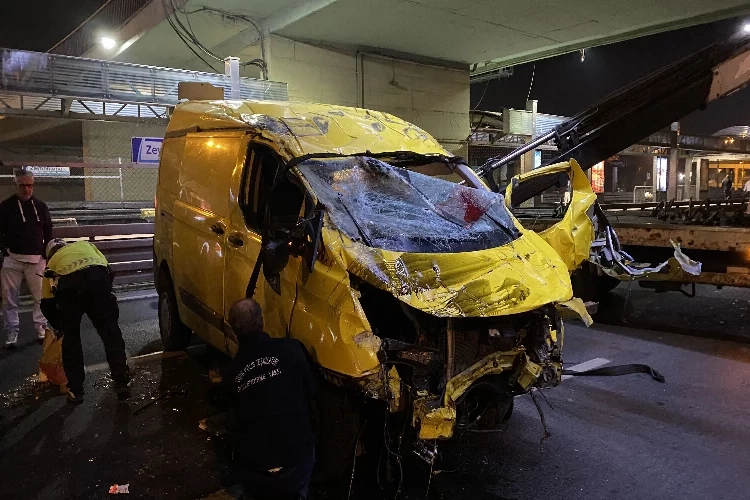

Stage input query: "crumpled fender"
[
  {"left": 321, "top": 223, "right": 574, "bottom": 318},
  {"left": 505, "top": 159, "right": 596, "bottom": 272}
]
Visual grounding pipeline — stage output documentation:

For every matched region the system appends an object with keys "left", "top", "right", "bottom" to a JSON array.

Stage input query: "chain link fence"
[{"left": 0, "top": 119, "right": 163, "bottom": 222}]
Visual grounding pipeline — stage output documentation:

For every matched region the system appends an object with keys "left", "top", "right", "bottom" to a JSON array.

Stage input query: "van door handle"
[
  {"left": 210, "top": 223, "right": 225, "bottom": 235},
  {"left": 228, "top": 234, "right": 244, "bottom": 247}
]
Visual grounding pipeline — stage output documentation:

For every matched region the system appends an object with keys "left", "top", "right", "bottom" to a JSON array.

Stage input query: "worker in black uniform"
[
  {"left": 223, "top": 298, "right": 316, "bottom": 500},
  {"left": 41, "top": 238, "right": 131, "bottom": 403}
]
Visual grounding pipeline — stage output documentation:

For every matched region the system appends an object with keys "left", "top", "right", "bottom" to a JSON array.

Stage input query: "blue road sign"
[{"left": 131, "top": 137, "right": 164, "bottom": 164}]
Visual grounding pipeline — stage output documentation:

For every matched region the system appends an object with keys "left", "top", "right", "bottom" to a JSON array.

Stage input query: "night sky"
[
  {"left": 471, "top": 16, "right": 750, "bottom": 136},
  {"left": 0, "top": 1, "right": 106, "bottom": 52},
  {"left": 1, "top": 3, "right": 748, "bottom": 135}
]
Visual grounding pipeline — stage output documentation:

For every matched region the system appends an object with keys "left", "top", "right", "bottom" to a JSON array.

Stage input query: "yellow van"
[{"left": 154, "top": 100, "right": 591, "bottom": 461}]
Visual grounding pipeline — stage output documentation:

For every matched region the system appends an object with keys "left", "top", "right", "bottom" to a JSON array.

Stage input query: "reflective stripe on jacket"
[{"left": 47, "top": 241, "right": 109, "bottom": 277}]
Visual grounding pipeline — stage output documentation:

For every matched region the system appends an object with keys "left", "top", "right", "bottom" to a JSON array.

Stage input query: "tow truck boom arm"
[{"left": 479, "top": 31, "right": 750, "bottom": 178}]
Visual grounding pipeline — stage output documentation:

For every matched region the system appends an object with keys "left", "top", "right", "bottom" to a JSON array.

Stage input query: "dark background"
[
  {"left": 0, "top": 1, "right": 107, "bottom": 52},
  {"left": 470, "top": 16, "right": 750, "bottom": 136}
]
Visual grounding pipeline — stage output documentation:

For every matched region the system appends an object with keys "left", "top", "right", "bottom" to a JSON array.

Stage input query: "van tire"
[
  {"left": 312, "top": 380, "right": 360, "bottom": 481},
  {"left": 157, "top": 269, "right": 191, "bottom": 351}
]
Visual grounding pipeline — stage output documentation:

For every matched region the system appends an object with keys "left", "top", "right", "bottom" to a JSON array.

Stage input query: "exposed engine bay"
[{"left": 354, "top": 279, "right": 563, "bottom": 442}]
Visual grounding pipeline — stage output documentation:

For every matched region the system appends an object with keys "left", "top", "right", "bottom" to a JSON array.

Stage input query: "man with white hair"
[{"left": 0, "top": 169, "right": 52, "bottom": 348}]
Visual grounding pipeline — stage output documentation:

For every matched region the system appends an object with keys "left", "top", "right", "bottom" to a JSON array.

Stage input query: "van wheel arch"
[{"left": 157, "top": 264, "right": 191, "bottom": 351}]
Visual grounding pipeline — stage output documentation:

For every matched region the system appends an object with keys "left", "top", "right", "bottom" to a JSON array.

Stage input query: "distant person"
[
  {"left": 41, "top": 239, "right": 130, "bottom": 403},
  {"left": 743, "top": 177, "right": 750, "bottom": 195},
  {"left": 224, "top": 298, "right": 316, "bottom": 500},
  {"left": 722, "top": 173, "right": 734, "bottom": 200},
  {"left": 0, "top": 169, "right": 52, "bottom": 348}
]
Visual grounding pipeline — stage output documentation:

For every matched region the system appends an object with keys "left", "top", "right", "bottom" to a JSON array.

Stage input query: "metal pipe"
[
  {"left": 446, "top": 318, "right": 455, "bottom": 381},
  {"left": 477, "top": 130, "right": 556, "bottom": 177}
]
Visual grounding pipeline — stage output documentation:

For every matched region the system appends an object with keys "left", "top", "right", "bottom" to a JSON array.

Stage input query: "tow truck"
[{"left": 477, "top": 30, "right": 750, "bottom": 298}]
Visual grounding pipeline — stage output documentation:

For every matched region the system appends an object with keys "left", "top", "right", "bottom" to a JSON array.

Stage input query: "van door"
[
  {"left": 223, "top": 140, "right": 306, "bottom": 354},
  {"left": 172, "top": 131, "right": 244, "bottom": 350}
]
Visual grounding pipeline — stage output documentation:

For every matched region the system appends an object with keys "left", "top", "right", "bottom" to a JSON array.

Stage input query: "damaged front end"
[
  {"left": 289, "top": 155, "right": 586, "bottom": 447},
  {"left": 504, "top": 159, "right": 702, "bottom": 293},
  {"left": 351, "top": 279, "right": 567, "bottom": 441}
]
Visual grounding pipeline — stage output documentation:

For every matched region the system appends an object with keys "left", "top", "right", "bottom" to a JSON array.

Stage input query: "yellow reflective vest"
[{"left": 47, "top": 241, "right": 109, "bottom": 277}]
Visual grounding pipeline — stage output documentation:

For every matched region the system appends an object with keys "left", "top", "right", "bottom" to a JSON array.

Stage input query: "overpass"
[{"left": 46, "top": 0, "right": 750, "bottom": 154}]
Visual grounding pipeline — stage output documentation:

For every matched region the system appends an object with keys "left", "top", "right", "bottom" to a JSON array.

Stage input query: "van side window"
[{"left": 239, "top": 145, "right": 305, "bottom": 233}]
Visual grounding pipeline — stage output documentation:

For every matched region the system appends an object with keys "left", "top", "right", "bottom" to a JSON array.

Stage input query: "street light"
[{"left": 100, "top": 37, "right": 117, "bottom": 50}]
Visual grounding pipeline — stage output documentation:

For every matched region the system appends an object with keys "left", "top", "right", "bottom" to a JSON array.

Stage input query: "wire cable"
[
  {"left": 526, "top": 63, "right": 536, "bottom": 102},
  {"left": 162, "top": 0, "right": 219, "bottom": 72},
  {"left": 167, "top": 1, "right": 268, "bottom": 76}
]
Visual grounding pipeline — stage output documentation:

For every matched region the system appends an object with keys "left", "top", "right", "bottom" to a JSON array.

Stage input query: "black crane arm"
[{"left": 478, "top": 31, "right": 750, "bottom": 181}]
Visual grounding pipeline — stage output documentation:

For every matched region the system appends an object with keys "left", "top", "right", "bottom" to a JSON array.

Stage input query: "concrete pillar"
[
  {"left": 667, "top": 122, "right": 680, "bottom": 200},
  {"left": 699, "top": 158, "right": 709, "bottom": 194},
  {"left": 266, "top": 35, "right": 470, "bottom": 145},
  {"left": 611, "top": 163, "right": 618, "bottom": 192}
]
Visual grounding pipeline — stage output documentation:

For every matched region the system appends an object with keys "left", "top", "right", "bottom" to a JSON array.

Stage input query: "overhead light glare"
[{"left": 101, "top": 37, "right": 117, "bottom": 50}]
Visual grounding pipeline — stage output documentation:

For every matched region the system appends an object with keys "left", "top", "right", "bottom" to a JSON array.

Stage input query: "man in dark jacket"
[
  {"left": 0, "top": 169, "right": 52, "bottom": 347},
  {"left": 223, "top": 298, "right": 316, "bottom": 500},
  {"left": 42, "top": 239, "right": 131, "bottom": 403}
]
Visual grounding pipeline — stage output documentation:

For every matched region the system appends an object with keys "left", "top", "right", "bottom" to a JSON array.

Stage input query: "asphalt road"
[
  {"left": 1, "top": 290, "right": 750, "bottom": 499},
  {"left": 597, "top": 283, "right": 750, "bottom": 342},
  {"left": 0, "top": 290, "right": 161, "bottom": 395}
]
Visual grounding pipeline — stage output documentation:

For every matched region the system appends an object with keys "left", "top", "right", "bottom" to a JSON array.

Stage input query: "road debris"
[
  {"left": 198, "top": 413, "right": 227, "bottom": 436},
  {"left": 108, "top": 484, "right": 129, "bottom": 494},
  {"left": 131, "top": 389, "right": 187, "bottom": 416},
  {"left": 208, "top": 369, "right": 222, "bottom": 384}
]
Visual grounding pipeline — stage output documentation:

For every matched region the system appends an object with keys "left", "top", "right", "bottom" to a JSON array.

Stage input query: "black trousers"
[
  {"left": 56, "top": 271, "right": 129, "bottom": 394},
  {"left": 241, "top": 446, "right": 315, "bottom": 500}
]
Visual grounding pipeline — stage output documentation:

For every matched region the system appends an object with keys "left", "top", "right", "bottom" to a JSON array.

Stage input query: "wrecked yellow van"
[{"left": 154, "top": 100, "right": 589, "bottom": 464}]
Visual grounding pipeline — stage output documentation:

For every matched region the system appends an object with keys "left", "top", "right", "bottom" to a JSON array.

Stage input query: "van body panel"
[
  {"left": 165, "top": 100, "right": 447, "bottom": 158},
  {"left": 154, "top": 100, "right": 592, "bottom": 444}
]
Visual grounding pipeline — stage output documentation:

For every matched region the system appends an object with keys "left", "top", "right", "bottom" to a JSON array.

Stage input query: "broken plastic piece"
[
  {"left": 208, "top": 369, "right": 222, "bottom": 384},
  {"left": 198, "top": 413, "right": 228, "bottom": 436},
  {"left": 108, "top": 484, "right": 129, "bottom": 494}
]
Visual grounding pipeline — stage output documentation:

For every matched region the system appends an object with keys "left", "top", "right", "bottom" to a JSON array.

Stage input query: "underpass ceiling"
[{"left": 111, "top": 0, "right": 750, "bottom": 71}]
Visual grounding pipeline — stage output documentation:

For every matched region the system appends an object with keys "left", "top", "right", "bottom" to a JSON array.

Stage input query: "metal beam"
[{"left": 0, "top": 106, "right": 168, "bottom": 124}]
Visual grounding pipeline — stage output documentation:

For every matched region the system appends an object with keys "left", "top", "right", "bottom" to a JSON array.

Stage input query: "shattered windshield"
[{"left": 297, "top": 156, "right": 521, "bottom": 253}]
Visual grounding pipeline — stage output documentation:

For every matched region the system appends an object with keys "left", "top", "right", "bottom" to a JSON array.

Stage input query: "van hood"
[
  {"left": 321, "top": 224, "right": 573, "bottom": 318},
  {"left": 295, "top": 155, "right": 574, "bottom": 317}
]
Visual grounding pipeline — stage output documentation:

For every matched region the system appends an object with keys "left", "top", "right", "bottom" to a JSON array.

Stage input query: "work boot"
[
  {"left": 5, "top": 331, "right": 18, "bottom": 348},
  {"left": 116, "top": 379, "right": 132, "bottom": 401},
  {"left": 67, "top": 390, "right": 85, "bottom": 404}
]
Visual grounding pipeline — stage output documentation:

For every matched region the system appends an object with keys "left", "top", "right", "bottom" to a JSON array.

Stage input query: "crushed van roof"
[{"left": 167, "top": 100, "right": 449, "bottom": 158}]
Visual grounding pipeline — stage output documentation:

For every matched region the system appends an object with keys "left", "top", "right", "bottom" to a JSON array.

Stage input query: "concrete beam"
[
  {"left": 0, "top": 119, "right": 63, "bottom": 143},
  {"left": 471, "top": 4, "right": 750, "bottom": 79},
  {"left": 204, "top": 0, "right": 337, "bottom": 63}
]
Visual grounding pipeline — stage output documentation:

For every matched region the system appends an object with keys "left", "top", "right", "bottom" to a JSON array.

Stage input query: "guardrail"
[{"left": 52, "top": 223, "right": 154, "bottom": 286}]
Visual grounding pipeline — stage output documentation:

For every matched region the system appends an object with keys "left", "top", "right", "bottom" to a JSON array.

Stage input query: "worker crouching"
[{"left": 41, "top": 239, "right": 131, "bottom": 403}]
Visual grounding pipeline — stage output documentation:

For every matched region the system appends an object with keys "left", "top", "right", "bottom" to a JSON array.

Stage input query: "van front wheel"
[{"left": 157, "top": 270, "right": 191, "bottom": 351}]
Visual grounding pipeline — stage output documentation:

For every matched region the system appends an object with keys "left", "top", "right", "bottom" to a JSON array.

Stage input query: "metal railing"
[
  {"left": 53, "top": 223, "right": 154, "bottom": 286},
  {"left": 49, "top": 0, "right": 153, "bottom": 57},
  {"left": 1, "top": 48, "right": 288, "bottom": 109}
]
